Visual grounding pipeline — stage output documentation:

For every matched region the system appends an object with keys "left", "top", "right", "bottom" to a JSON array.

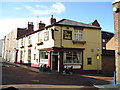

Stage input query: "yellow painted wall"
[
  {"left": 54, "top": 25, "right": 85, "bottom": 48},
  {"left": 83, "top": 28, "right": 102, "bottom": 70},
  {"left": 52, "top": 25, "right": 102, "bottom": 70}
]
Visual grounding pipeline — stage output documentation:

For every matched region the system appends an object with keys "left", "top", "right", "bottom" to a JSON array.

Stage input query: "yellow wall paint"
[
  {"left": 54, "top": 25, "right": 85, "bottom": 48},
  {"left": 83, "top": 29, "right": 102, "bottom": 70},
  {"left": 51, "top": 25, "right": 102, "bottom": 70}
]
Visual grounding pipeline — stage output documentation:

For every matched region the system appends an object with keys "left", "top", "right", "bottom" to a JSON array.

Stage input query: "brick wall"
[{"left": 102, "top": 50, "right": 115, "bottom": 76}]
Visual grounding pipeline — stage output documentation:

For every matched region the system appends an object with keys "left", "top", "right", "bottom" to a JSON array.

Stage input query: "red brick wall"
[{"left": 102, "top": 55, "right": 115, "bottom": 76}]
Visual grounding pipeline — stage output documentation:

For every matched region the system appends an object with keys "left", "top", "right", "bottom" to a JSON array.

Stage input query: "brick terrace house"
[
  {"left": 16, "top": 16, "right": 102, "bottom": 73},
  {"left": 2, "top": 22, "right": 34, "bottom": 63}
]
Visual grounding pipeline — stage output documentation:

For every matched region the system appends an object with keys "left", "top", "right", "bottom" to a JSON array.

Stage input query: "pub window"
[
  {"left": 63, "top": 30, "right": 72, "bottom": 40},
  {"left": 64, "top": 52, "right": 82, "bottom": 64},
  {"left": 40, "top": 52, "right": 48, "bottom": 59},
  {"left": 74, "top": 30, "right": 83, "bottom": 41},
  {"left": 87, "top": 58, "right": 92, "bottom": 65}
]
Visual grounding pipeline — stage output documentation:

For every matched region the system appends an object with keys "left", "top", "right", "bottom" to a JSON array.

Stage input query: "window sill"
[
  {"left": 72, "top": 40, "right": 86, "bottom": 44},
  {"left": 28, "top": 44, "right": 32, "bottom": 47},
  {"left": 20, "top": 46, "right": 24, "bottom": 48},
  {"left": 37, "top": 42, "right": 43, "bottom": 45}
]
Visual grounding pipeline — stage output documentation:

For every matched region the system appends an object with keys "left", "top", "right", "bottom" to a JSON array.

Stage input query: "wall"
[
  {"left": 83, "top": 28, "right": 102, "bottom": 70},
  {"left": 0, "top": 39, "right": 4, "bottom": 57},
  {"left": 101, "top": 50, "right": 115, "bottom": 75},
  {"left": 53, "top": 25, "right": 102, "bottom": 71},
  {"left": 106, "top": 37, "right": 116, "bottom": 50},
  {"left": 17, "top": 29, "right": 54, "bottom": 67},
  {"left": 3, "top": 29, "right": 18, "bottom": 62}
]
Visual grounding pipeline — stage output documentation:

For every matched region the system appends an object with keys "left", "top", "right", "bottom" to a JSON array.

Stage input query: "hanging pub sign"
[{"left": 63, "top": 30, "right": 72, "bottom": 40}]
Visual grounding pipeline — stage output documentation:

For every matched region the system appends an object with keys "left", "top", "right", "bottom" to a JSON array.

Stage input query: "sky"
[{"left": 0, "top": 0, "right": 115, "bottom": 39}]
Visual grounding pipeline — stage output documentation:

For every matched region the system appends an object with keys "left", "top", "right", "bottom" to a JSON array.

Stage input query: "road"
[{"left": 1, "top": 62, "right": 113, "bottom": 89}]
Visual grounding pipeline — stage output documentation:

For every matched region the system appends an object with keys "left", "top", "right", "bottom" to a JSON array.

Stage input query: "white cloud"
[
  {"left": 23, "top": 2, "right": 66, "bottom": 15},
  {"left": 23, "top": 4, "right": 34, "bottom": 10},
  {"left": 52, "top": 2, "right": 66, "bottom": 14},
  {"left": 0, "top": 17, "right": 60, "bottom": 39},
  {"left": 15, "top": 7, "right": 21, "bottom": 10}
]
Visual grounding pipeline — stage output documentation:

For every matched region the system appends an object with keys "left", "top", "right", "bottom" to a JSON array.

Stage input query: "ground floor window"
[
  {"left": 20, "top": 51, "right": 23, "bottom": 60},
  {"left": 28, "top": 50, "right": 31, "bottom": 63},
  {"left": 40, "top": 52, "right": 48, "bottom": 65},
  {"left": 64, "top": 51, "right": 82, "bottom": 64},
  {"left": 40, "top": 52, "right": 48, "bottom": 59},
  {"left": 87, "top": 57, "right": 92, "bottom": 65}
]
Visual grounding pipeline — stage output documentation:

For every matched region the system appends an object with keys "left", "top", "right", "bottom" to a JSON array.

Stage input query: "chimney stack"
[
  {"left": 50, "top": 15, "right": 56, "bottom": 25},
  {"left": 28, "top": 22, "right": 34, "bottom": 31},
  {"left": 38, "top": 21, "right": 45, "bottom": 30}
]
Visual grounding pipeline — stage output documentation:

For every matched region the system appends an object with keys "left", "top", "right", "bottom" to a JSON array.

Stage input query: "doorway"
[{"left": 52, "top": 55, "right": 58, "bottom": 70}]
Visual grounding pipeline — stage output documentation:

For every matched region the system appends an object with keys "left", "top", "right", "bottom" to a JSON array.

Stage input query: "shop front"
[{"left": 39, "top": 47, "right": 84, "bottom": 73}]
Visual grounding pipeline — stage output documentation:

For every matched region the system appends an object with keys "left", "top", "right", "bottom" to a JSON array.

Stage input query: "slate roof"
[
  {"left": 102, "top": 31, "right": 114, "bottom": 39},
  {"left": 54, "top": 19, "right": 101, "bottom": 29}
]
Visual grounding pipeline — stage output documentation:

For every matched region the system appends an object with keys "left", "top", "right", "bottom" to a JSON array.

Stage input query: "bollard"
[{"left": 114, "top": 71, "right": 116, "bottom": 85}]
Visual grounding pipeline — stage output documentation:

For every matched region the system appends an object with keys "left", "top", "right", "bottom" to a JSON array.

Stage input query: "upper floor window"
[
  {"left": 28, "top": 36, "right": 32, "bottom": 44},
  {"left": 102, "top": 39, "right": 106, "bottom": 42},
  {"left": 21, "top": 39, "right": 23, "bottom": 46},
  {"left": 74, "top": 30, "right": 83, "bottom": 41},
  {"left": 44, "top": 31, "right": 49, "bottom": 41},
  {"left": 63, "top": 30, "right": 72, "bottom": 40},
  {"left": 38, "top": 32, "right": 42, "bottom": 42}
]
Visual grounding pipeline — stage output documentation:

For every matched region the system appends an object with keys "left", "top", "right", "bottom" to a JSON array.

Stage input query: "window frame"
[
  {"left": 87, "top": 57, "right": 92, "bottom": 65},
  {"left": 28, "top": 36, "right": 32, "bottom": 44},
  {"left": 74, "top": 30, "right": 83, "bottom": 41},
  {"left": 28, "top": 50, "right": 31, "bottom": 61},
  {"left": 38, "top": 32, "right": 42, "bottom": 42},
  {"left": 64, "top": 51, "right": 82, "bottom": 64},
  {"left": 63, "top": 30, "right": 72, "bottom": 40}
]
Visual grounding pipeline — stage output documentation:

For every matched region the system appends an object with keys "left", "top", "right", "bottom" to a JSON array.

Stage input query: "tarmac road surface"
[{"left": 1, "top": 62, "right": 114, "bottom": 90}]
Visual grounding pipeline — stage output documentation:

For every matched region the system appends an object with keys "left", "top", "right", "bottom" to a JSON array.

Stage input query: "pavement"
[{"left": 1, "top": 61, "right": 120, "bottom": 90}]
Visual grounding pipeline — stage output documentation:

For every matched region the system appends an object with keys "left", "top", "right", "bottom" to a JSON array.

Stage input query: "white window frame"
[
  {"left": 64, "top": 51, "right": 82, "bottom": 64},
  {"left": 28, "top": 36, "right": 32, "bottom": 44},
  {"left": 74, "top": 30, "right": 83, "bottom": 41},
  {"left": 38, "top": 32, "right": 42, "bottom": 42},
  {"left": 21, "top": 39, "right": 23, "bottom": 46}
]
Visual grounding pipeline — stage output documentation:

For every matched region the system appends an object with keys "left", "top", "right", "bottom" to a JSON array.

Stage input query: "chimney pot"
[
  {"left": 38, "top": 21, "right": 45, "bottom": 30},
  {"left": 50, "top": 15, "right": 56, "bottom": 25}
]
